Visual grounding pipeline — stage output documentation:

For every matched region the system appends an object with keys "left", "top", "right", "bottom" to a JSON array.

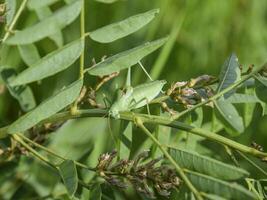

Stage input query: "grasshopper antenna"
[
  {"left": 138, "top": 61, "right": 153, "bottom": 81},
  {"left": 138, "top": 61, "right": 165, "bottom": 94},
  {"left": 126, "top": 67, "right": 131, "bottom": 87}
]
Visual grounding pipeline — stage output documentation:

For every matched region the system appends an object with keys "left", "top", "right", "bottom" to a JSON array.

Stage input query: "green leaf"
[
  {"left": 28, "top": 0, "right": 60, "bottom": 10},
  {"left": 225, "top": 93, "right": 260, "bottom": 104},
  {"left": 169, "top": 147, "right": 249, "bottom": 180},
  {"left": 89, "top": 9, "right": 159, "bottom": 43},
  {"left": 203, "top": 194, "right": 227, "bottom": 200},
  {"left": 87, "top": 37, "right": 168, "bottom": 76},
  {"left": 215, "top": 98, "right": 244, "bottom": 135},
  {"left": 58, "top": 160, "right": 78, "bottom": 197},
  {"left": 6, "top": 0, "right": 16, "bottom": 26},
  {"left": 89, "top": 183, "right": 102, "bottom": 200},
  {"left": 243, "top": 88, "right": 257, "bottom": 127},
  {"left": 217, "top": 53, "right": 241, "bottom": 97},
  {"left": 35, "top": 6, "right": 64, "bottom": 47},
  {"left": 7, "top": 79, "right": 83, "bottom": 134},
  {"left": 256, "top": 85, "right": 267, "bottom": 103},
  {"left": 254, "top": 75, "right": 267, "bottom": 87},
  {"left": 94, "top": 0, "right": 119, "bottom": 3},
  {"left": 18, "top": 44, "right": 41, "bottom": 66},
  {"left": 5, "top": 0, "right": 82, "bottom": 45},
  {"left": 255, "top": 75, "right": 267, "bottom": 103},
  {"left": 11, "top": 39, "right": 84, "bottom": 86},
  {"left": 187, "top": 171, "right": 255, "bottom": 200},
  {"left": 0, "top": 68, "right": 36, "bottom": 112}
]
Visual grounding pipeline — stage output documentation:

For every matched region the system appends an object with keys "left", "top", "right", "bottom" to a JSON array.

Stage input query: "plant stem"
[
  {"left": 79, "top": 0, "right": 85, "bottom": 79},
  {"left": 12, "top": 134, "right": 55, "bottom": 168},
  {"left": 2, "top": 0, "right": 28, "bottom": 42},
  {"left": 171, "top": 63, "right": 267, "bottom": 120},
  {"left": 70, "top": 0, "right": 85, "bottom": 114},
  {"left": 2, "top": 107, "right": 267, "bottom": 159},
  {"left": 38, "top": 109, "right": 267, "bottom": 158},
  {"left": 18, "top": 133, "right": 95, "bottom": 171},
  {"left": 135, "top": 117, "right": 204, "bottom": 200},
  {"left": 13, "top": 134, "right": 98, "bottom": 192},
  {"left": 238, "top": 151, "right": 267, "bottom": 177}
]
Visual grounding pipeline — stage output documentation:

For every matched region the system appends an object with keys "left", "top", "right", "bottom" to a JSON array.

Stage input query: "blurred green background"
[{"left": 0, "top": 0, "right": 267, "bottom": 199}]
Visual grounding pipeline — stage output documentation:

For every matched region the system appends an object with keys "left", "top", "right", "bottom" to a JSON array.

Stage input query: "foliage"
[{"left": 0, "top": 0, "right": 267, "bottom": 200}]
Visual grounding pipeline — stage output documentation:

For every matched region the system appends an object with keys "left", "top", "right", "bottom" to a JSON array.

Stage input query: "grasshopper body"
[{"left": 109, "top": 80, "right": 166, "bottom": 118}]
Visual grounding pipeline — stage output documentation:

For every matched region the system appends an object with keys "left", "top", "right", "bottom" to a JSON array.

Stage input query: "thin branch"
[
  {"left": 37, "top": 109, "right": 267, "bottom": 158},
  {"left": 171, "top": 63, "right": 266, "bottom": 120},
  {"left": 238, "top": 151, "right": 267, "bottom": 177},
  {"left": 135, "top": 117, "right": 204, "bottom": 200},
  {"left": 79, "top": 0, "right": 85, "bottom": 79},
  {"left": 2, "top": 0, "right": 29, "bottom": 42},
  {"left": 1, "top": 109, "right": 266, "bottom": 159},
  {"left": 18, "top": 133, "right": 95, "bottom": 171},
  {"left": 12, "top": 134, "right": 55, "bottom": 168}
]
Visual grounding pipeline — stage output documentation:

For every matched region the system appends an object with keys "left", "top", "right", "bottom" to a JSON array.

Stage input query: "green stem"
[
  {"left": 70, "top": 1, "right": 85, "bottom": 113},
  {"left": 2, "top": 0, "right": 28, "bottom": 42},
  {"left": 79, "top": 0, "right": 85, "bottom": 79},
  {"left": 13, "top": 134, "right": 99, "bottom": 192},
  {"left": 2, "top": 108, "right": 267, "bottom": 159},
  {"left": 12, "top": 134, "right": 55, "bottom": 168},
  {"left": 18, "top": 133, "right": 95, "bottom": 171},
  {"left": 238, "top": 151, "right": 267, "bottom": 177},
  {"left": 171, "top": 64, "right": 266, "bottom": 120},
  {"left": 38, "top": 109, "right": 267, "bottom": 158},
  {"left": 135, "top": 117, "right": 204, "bottom": 200}
]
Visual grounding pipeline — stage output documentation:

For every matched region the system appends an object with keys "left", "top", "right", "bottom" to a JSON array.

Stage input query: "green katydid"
[{"left": 108, "top": 67, "right": 166, "bottom": 118}]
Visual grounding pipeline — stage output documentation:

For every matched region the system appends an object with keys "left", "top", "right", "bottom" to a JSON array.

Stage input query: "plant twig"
[
  {"left": 40, "top": 109, "right": 267, "bottom": 159},
  {"left": 171, "top": 63, "right": 267, "bottom": 120},
  {"left": 238, "top": 151, "right": 267, "bottom": 177},
  {"left": 79, "top": 0, "right": 85, "bottom": 79},
  {"left": 18, "top": 133, "right": 95, "bottom": 171},
  {"left": 2, "top": 109, "right": 267, "bottom": 159},
  {"left": 134, "top": 117, "right": 204, "bottom": 200},
  {"left": 12, "top": 134, "right": 55, "bottom": 168},
  {"left": 2, "top": 0, "right": 28, "bottom": 42}
]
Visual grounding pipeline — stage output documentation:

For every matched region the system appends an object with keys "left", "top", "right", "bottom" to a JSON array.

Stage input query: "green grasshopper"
[{"left": 108, "top": 67, "right": 166, "bottom": 118}]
